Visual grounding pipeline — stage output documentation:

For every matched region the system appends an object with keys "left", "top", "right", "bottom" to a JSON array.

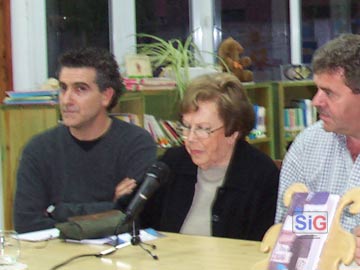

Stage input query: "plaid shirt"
[{"left": 275, "top": 121, "right": 360, "bottom": 231}]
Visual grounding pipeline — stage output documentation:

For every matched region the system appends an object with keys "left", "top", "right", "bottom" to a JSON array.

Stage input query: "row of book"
[
  {"left": 249, "top": 104, "right": 267, "bottom": 140},
  {"left": 2, "top": 90, "right": 59, "bottom": 105},
  {"left": 109, "top": 113, "right": 141, "bottom": 127},
  {"left": 110, "top": 113, "right": 182, "bottom": 148},
  {"left": 143, "top": 114, "right": 183, "bottom": 148},
  {"left": 123, "top": 77, "right": 176, "bottom": 91},
  {"left": 142, "top": 104, "right": 268, "bottom": 148},
  {"left": 284, "top": 99, "right": 317, "bottom": 137}
]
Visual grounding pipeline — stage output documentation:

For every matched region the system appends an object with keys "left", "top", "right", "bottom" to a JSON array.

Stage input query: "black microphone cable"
[{"left": 49, "top": 244, "right": 119, "bottom": 270}]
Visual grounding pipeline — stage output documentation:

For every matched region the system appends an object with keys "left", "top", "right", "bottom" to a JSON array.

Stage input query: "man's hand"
[
  {"left": 113, "top": 178, "right": 137, "bottom": 201},
  {"left": 354, "top": 226, "right": 360, "bottom": 265}
]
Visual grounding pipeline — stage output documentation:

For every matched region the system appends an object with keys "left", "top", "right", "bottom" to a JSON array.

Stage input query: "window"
[
  {"left": 216, "top": 0, "right": 290, "bottom": 81},
  {"left": 46, "top": 0, "right": 110, "bottom": 77},
  {"left": 136, "top": 0, "right": 189, "bottom": 42},
  {"left": 11, "top": 0, "right": 360, "bottom": 90},
  {"left": 302, "top": 0, "right": 360, "bottom": 63}
]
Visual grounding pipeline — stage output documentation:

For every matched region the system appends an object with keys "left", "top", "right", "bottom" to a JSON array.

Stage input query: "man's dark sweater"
[{"left": 14, "top": 118, "right": 156, "bottom": 233}]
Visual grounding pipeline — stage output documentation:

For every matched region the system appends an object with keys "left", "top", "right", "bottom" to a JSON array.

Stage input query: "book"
[
  {"left": 3, "top": 90, "right": 59, "bottom": 105},
  {"left": 123, "top": 77, "right": 176, "bottom": 91},
  {"left": 125, "top": 84, "right": 176, "bottom": 91},
  {"left": 140, "top": 77, "right": 176, "bottom": 86},
  {"left": 144, "top": 114, "right": 171, "bottom": 148},
  {"left": 109, "top": 113, "right": 141, "bottom": 127},
  {"left": 159, "top": 120, "right": 182, "bottom": 146},
  {"left": 291, "top": 99, "right": 317, "bottom": 128},
  {"left": 250, "top": 104, "right": 266, "bottom": 139},
  {"left": 6, "top": 90, "right": 59, "bottom": 98},
  {"left": 3, "top": 99, "right": 58, "bottom": 105},
  {"left": 269, "top": 192, "right": 340, "bottom": 270}
]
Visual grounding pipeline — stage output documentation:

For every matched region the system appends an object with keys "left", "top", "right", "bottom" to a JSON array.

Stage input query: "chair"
[{"left": 273, "top": 159, "right": 282, "bottom": 170}]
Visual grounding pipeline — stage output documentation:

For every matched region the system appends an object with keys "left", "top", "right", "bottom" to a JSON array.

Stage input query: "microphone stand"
[{"left": 130, "top": 219, "right": 158, "bottom": 260}]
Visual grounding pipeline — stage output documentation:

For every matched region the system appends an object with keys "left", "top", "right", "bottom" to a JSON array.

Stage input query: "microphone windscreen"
[{"left": 146, "top": 161, "right": 170, "bottom": 185}]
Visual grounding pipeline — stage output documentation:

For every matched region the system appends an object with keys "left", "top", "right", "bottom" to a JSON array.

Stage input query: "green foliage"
[{"left": 136, "top": 34, "right": 204, "bottom": 99}]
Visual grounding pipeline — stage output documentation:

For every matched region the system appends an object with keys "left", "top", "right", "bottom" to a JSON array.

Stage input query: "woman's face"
[{"left": 182, "top": 101, "right": 238, "bottom": 170}]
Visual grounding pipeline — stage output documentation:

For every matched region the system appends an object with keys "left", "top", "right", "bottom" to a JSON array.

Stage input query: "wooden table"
[{"left": 18, "top": 232, "right": 266, "bottom": 270}]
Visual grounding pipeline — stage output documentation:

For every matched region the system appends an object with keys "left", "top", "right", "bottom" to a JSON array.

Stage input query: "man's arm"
[
  {"left": 114, "top": 127, "right": 157, "bottom": 208},
  {"left": 14, "top": 148, "right": 56, "bottom": 233},
  {"left": 14, "top": 149, "right": 127, "bottom": 233},
  {"left": 14, "top": 146, "right": 115, "bottom": 233}
]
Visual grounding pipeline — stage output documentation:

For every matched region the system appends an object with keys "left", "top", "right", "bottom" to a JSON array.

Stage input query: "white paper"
[
  {"left": 65, "top": 228, "right": 164, "bottom": 246},
  {"left": 0, "top": 262, "right": 27, "bottom": 270},
  {"left": 17, "top": 228, "right": 60, "bottom": 242}
]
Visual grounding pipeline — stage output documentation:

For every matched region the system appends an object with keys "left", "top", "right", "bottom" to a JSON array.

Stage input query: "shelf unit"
[
  {"left": 120, "top": 86, "right": 276, "bottom": 158},
  {"left": 244, "top": 82, "right": 275, "bottom": 159},
  {"left": 133, "top": 86, "right": 276, "bottom": 159},
  {"left": 273, "top": 80, "right": 317, "bottom": 158},
  {"left": 0, "top": 105, "right": 59, "bottom": 229},
  {"left": 142, "top": 89, "right": 179, "bottom": 120},
  {"left": 111, "top": 91, "right": 144, "bottom": 126}
]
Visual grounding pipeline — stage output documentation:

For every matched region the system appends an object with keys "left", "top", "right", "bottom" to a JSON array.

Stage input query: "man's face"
[
  {"left": 312, "top": 70, "right": 360, "bottom": 137},
  {"left": 59, "top": 67, "right": 112, "bottom": 132}
]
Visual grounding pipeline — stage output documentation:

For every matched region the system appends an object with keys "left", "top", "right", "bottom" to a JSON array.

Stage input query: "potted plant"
[{"left": 136, "top": 33, "right": 216, "bottom": 99}]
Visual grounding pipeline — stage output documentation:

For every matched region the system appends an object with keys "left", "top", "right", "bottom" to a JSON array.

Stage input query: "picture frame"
[{"left": 125, "top": 54, "right": 152, "bottom": 78}]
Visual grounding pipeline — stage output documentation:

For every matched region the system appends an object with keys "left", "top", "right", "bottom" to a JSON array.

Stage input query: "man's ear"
[{"left": 102, "top": 87, "right": 114, "bottom": 107}]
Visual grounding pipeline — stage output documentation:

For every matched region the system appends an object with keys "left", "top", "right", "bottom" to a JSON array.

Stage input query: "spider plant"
[{"left": 136, "top": 33, "right": 204, "bottom": 100}]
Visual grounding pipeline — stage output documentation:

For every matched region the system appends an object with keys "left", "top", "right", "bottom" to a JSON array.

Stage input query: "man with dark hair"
[
  {"left": 274, "top": 34, "right": 360, "bottom": 263},
  {"left": 14, "top": 47, "right": 156, "bottom": 233}
]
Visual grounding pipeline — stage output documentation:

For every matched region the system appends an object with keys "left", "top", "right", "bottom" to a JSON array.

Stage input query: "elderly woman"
[{"left": 142, "top": 73, "right": 279, "bottom": 241}]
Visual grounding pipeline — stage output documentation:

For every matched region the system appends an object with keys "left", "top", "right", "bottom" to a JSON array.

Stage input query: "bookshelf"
[
  {"left": 138, "top": 86, "right": 276, "bottom": 159},
  {"left": 140, "top": 86, "right": 277, "bottom": 159},
  {"left": 0, "top": 105, "right": 59, "bottom": 229},
  {"left": 273, "top": 80, "right": 317, "bottom": 158},
  {"left": 111, "top": 91, "right": 144, "bottom": 126},
  {"left": 244, "top": 82, "right": 275, "bottom": 159},
  {"left": 142, "top": 89, "right": 179, "bottom": 120}
]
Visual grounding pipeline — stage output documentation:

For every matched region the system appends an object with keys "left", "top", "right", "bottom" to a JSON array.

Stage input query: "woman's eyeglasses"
[{"left": 177, "top": 124, "right": 223, "bottom": 140}]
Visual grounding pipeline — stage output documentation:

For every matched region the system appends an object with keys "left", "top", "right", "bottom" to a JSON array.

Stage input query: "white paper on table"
[
  {"left": 17, "top": 228, "right": 60, "bottom": 242},
  {"left": 65, "top": 228, "right": 164, "bottom": 247},
  {"left": 0, "top": 262, "right": 28, "bottom": 270}
]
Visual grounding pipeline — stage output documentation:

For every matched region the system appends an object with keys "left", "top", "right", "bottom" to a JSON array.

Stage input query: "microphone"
[{"left": 124, "top": 161, "right": 169, "bottom": 223}]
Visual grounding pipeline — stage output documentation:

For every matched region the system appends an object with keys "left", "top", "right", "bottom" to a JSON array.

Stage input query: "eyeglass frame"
[{"left": 178, "top": 124, "right": 224, "bottom": 140}]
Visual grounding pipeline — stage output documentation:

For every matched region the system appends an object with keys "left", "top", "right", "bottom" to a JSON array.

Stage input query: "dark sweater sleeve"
[
  {"left": 14, "top": 142, "right": 57, "bottom": 233},
  {"left": 114, "top": 125, "right": 157, "bottom": 208}
]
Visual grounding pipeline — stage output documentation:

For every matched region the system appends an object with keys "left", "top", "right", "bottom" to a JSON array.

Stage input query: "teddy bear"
[{"left": 218, "top": 37, "right": 254, "bottom": 82}]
